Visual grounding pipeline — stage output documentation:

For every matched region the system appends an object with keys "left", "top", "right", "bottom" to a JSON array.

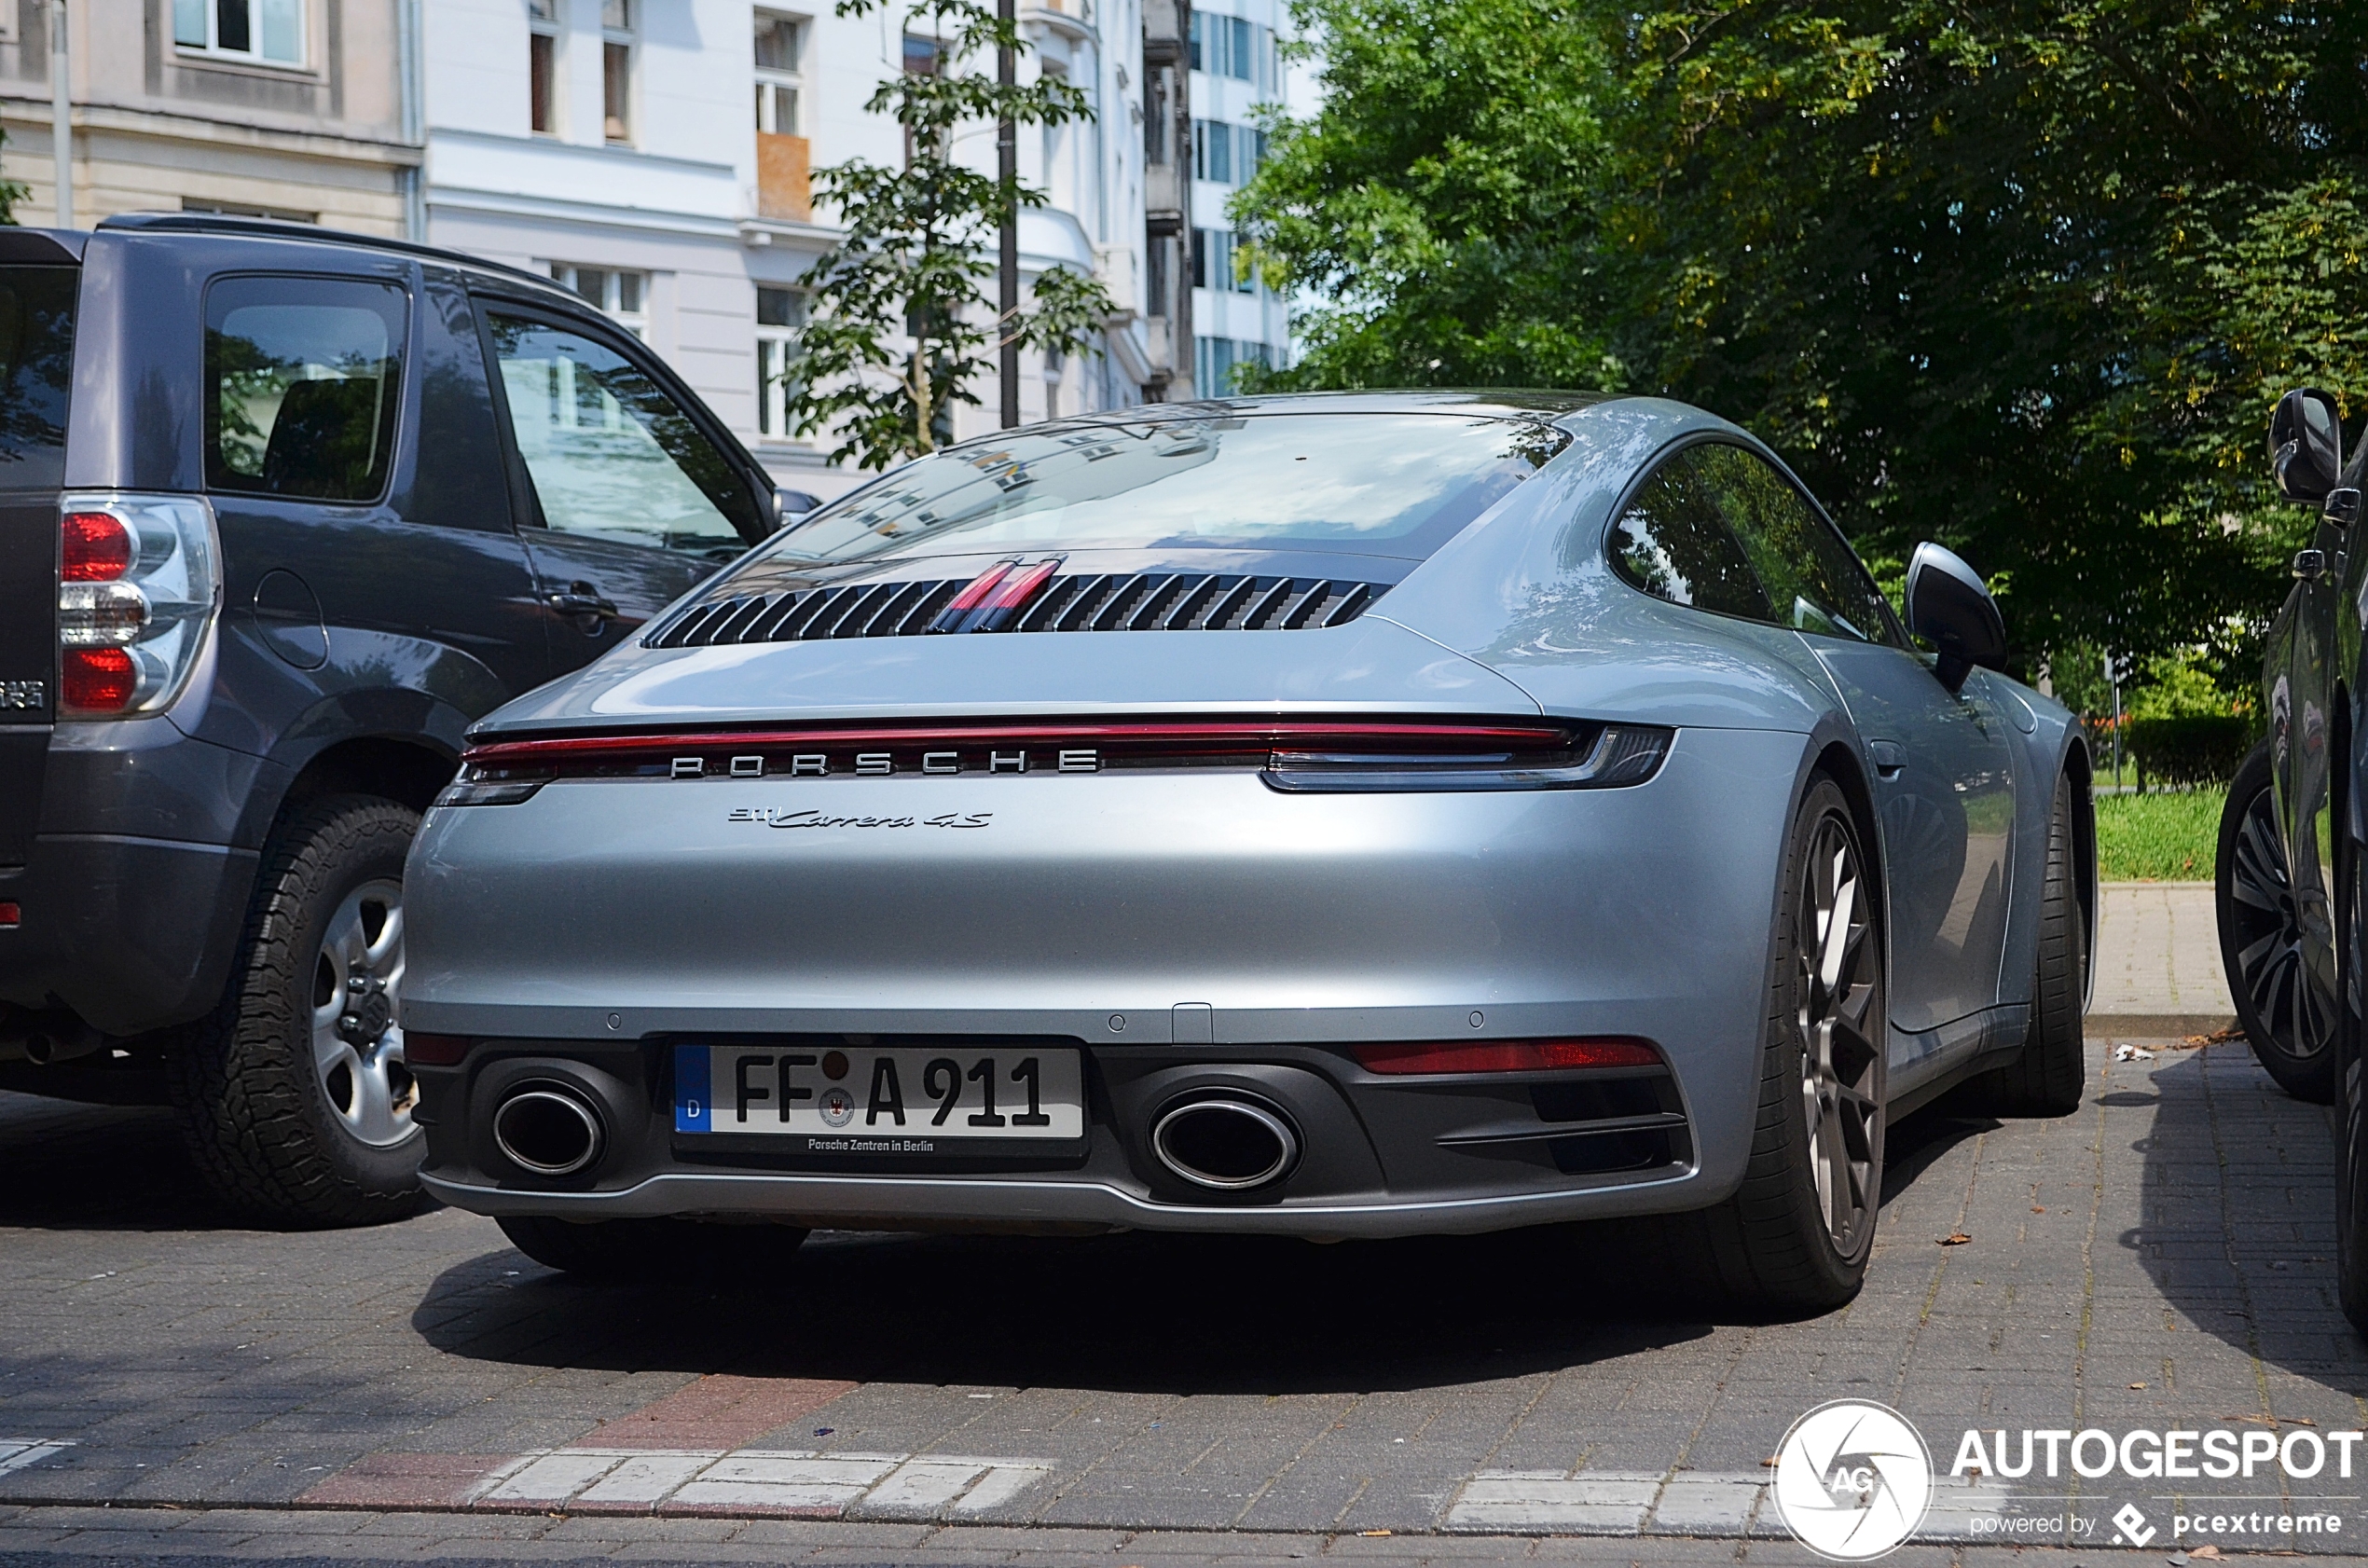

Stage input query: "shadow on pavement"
[
  {"left": 406, "top": 1096, "right": 1995, "bottom": 1396},
  {"left": 0, "top": 1090, "right": 231, "bottom": 1231},
  {"left": 2134, "top": 1040, "right": 2368, "bottom": 1388},
  {"left": 411, "top": 1223, "right": 1723, "bottom": 1396}
]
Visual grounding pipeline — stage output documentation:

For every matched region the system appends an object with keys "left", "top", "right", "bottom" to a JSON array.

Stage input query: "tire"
[
  {"left": 498, "top": 1215, "right": 810, "bottom": 1282},
  {"left": 2338, "top": 839, "right": 2368, "bottom": 1337},
  {"left": 2218, "top": 739, "right": 2338, "bottom": 1103},
  {"left": 1955, "top": 773, "right": 2086, "bottom": 1116},
  {"left": 169, "top": 794, "right": 427, "bottom": 1228},
  {"left": 1660, "top": 777, "right": 1887, "bottom": 1314}
]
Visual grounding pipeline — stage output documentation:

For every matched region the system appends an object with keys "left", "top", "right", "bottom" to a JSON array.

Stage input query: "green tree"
[
  {"left": 0, "top": 127, "right": 29, "bottom": 225},
  {"left": 1234, "top": 0, "right": 2368, "bottom": 681},
  {"left": 788, "top": 0, "right": 1115, "bottom": 469},
  {"left": 1232, "top": 0, "right": 1622, "bottom": 391}
]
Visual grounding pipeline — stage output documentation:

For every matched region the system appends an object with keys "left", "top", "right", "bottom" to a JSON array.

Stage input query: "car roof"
[
  {"left": 92, "top": 212, "right": 586, "bottom": 306},
  {"left": 1055, "top": 389, "right": 1621, "bottom": 425}
]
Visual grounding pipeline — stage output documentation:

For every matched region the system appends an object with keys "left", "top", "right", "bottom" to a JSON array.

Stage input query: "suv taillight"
[{"left": 57, "top": 494, "right": 220, "bottom": 719}]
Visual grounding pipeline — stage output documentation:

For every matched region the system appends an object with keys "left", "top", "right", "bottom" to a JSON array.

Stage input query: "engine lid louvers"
[{"left": 645, "top": 572, "right": 1389, "bottom": 651}]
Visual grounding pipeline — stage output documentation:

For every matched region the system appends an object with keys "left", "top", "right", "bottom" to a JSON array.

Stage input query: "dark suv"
[{"left": 0, "top": 213, "right": 802, "bottom": 1225}]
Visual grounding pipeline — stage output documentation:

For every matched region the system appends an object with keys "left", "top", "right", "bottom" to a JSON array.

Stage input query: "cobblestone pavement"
[
  {"left": 2, "top": 1023, "right": 2363, "bottom": 1563},
  {"left": 2092, "top": 883, "right": 2233, "bottom": 1025}
]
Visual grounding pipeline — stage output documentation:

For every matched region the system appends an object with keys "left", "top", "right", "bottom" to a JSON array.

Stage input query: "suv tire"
[{"left": 171, "top": 794, "right": 426, "bottom": 1228}]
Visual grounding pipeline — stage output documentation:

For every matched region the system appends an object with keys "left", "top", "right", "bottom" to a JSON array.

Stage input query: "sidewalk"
[{"left": 2090, "top": 879, "right": 2233, "bottom": 1032}]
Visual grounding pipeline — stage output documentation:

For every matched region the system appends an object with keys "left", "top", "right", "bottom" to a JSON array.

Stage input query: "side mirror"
[
  {"left": 772, "top": 487, "right": 822, "bottom": 532},
  {"left": 1905, "top": 542, "right": 2006, "bottom": 695},
  {"left": 2270, "top": 388, "right": 2344, "bottom": 502}
]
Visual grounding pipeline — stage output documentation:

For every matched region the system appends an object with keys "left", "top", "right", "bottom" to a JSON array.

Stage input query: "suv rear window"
[
  {"left": 771, "top": 411, "right": 1568, "bottom": 566},
  {"left": 205, "top": 276, "right": 407, "bottom": 502},
  {"left": 0, "top": 265, "right": 77, "bottom": 491}
]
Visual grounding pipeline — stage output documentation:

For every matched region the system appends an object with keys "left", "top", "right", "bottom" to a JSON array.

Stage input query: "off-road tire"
[
  {"left": 498, "top": 1216, "right": 810, "bottom": 1282},
  {"left": 1655, "top": 777, "right": 1886, "bottom": 1314},
  {"left": 1955, "top": 773, "right": 2086, "bottom": 1116},
  {"left": 170, "top": 794, "right": 426, "bottom": 1228}
]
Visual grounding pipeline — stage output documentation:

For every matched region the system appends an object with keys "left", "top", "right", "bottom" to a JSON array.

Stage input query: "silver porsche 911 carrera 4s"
[{"left": 402, "top": 391, "right": 2094, "bottom": 1309}]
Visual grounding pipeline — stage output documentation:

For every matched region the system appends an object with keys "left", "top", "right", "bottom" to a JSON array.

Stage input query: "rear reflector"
[
  {"left": 62, "top": 647, "right": 136, "bottom": 712},
  {"left": 1354, "top": 1038, "right": 1662, "bottom": 1075},
  {"left": 404, "top": 1032, "right": 472, "bottom": 1066},
  {"left": 0, "top": 902, "right": 19, "bottom": 928}
]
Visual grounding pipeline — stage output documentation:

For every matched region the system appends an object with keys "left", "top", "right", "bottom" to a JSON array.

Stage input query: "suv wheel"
[{"left": 172, "top": 794, "right": 426, "bottom": 1227}]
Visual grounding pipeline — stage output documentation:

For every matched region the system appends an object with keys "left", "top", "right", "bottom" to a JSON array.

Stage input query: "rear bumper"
[
  {"left": 0, "top": 833, "right": 257, "bottom": 1035},
  {"left": 405, "top": 724, "right": 1814, "bottom": 1236}
]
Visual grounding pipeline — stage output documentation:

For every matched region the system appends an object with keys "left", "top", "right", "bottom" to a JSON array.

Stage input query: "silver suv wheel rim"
[
  {"left": 2228, "top": 784, "right": 2334, "bottom": 1059},
  {"left": 312, "top": 876, "right": 416, "bottom": 1148},
  {"left": 1799, "top": 812, "right": 1881, "bottom": 1253}
]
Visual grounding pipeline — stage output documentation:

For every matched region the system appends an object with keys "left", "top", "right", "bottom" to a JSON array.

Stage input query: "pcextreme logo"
[{"left": 1771, "top": 1401, "right": 1935, "bottom": 1561}]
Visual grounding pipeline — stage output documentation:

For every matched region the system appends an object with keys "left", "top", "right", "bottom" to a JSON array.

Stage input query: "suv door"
[
  {"left": 202, "top": 269, "right": 550, "bottom": 729},
  {"left": 475, "top": 302, "right": 769, "bottom": 668}
]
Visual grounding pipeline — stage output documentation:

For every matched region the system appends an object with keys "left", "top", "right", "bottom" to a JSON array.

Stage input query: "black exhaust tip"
[
  {"left": 493, "top": 1087, "right": 606, "bottom": 1176},
  {"left": 1151, "top": 1099, "right": 1299, "bottom": 1190}
]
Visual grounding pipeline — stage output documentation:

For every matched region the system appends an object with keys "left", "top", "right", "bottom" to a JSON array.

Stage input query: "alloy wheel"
[
  {"left": 310, "top": 876, "right": 417, "bottom": 1148},
  {"left": 2227, "top": 784, "right": 2334, "bottom": 1060},
  {"left": 1797, "top": 811, "right": 1883, "bottom": 1256}
]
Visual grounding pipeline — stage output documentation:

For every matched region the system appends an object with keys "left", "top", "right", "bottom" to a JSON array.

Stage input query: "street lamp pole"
[
  {"left": 996, "top": 0, "right": 1018, "bottom": 430},
  {"left": 48, "top": 0, "right": 71, "bottom": 229}
]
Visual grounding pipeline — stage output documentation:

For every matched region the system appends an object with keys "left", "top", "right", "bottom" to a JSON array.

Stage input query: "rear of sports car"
[{"left": 402, "top": 399, "right": 1807, "bottom": 1240}]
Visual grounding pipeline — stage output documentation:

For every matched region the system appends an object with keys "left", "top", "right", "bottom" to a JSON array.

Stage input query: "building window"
[
  {"left": 1191, "top": 119, "right": 1266, "bottom": 186},
  {"left": 1188, "top": 11, "right": 1271, "bottom": 89},
  {"left": 901, "top": 33, "right": 942, "bottom": 163},
  {"left": 601, "top": 0, "right": 633, "bottom": 142},
  {"left": 754, "top": 285, "right": 804, "bottom": 437},
  {"left": 1193, "top": 228, "right": 1256, "bottom": 295},
  {"left": 1195, "top": 335, "right": 1272, "bottom": 394},
  {"left": 529, "top": 0, "right": 559, "bottom": 134},
  {"left": 550, "top": 265, "right": 649, "bottom": 337},
  {"left": 753, "top": 12, "right": 804, "bottom": 133},
  {"left": 172, "top": 0, "right": 304, "bottom": 65}
]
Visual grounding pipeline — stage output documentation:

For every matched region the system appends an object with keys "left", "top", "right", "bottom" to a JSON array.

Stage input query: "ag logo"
[{"left": 1770, "top": 1400, "right": 1933, "bottom": 1560}]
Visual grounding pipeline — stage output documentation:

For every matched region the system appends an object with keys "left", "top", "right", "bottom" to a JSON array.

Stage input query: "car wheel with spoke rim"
[
  {"left": 2218, "top": 740, "right": 2338, "bottom": 1103},
  {"left": 1655, "top": 775, "right": 1885, "bottom": 1313},
  {"left": 311, "top": 878, "right": 414, "bottom": 1148},
  {"left": 2337, "top": 823, "right": 2368, "bottom": 1337},
  {"left": 171, "top": 794, "right": 429, "bottom": 1227}
]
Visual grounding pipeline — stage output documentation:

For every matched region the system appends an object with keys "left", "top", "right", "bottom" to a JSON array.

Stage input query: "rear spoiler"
[{"left": 0, "top": 229, "right": 85, "bottom": 264}]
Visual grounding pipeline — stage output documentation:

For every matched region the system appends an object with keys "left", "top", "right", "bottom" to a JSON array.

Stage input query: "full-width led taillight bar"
[
  {"left": 1354, "top": 1038, "right": 1663, "bottom": 1075},
  {"left": 437, "top": 720, "right": 1673, "bottom": 805}
]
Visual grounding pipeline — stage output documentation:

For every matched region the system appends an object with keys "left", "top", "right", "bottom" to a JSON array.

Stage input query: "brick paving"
[{"left": 1, "top": 1014, "right": 2364, "bottom": 1563}]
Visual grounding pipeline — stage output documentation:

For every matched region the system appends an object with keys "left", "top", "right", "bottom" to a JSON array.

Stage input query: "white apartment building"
[
  {"left": 421, "top": 0, "right": 1181, "bottom": 498},
  {"left": 1185, "top": 0, "right": 1302, "bottom": 393}
]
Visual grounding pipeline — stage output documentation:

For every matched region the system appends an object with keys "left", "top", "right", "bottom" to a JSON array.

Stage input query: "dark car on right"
[{"left": 2217, "top": 387, "right": 2368, "bottom": 1329}]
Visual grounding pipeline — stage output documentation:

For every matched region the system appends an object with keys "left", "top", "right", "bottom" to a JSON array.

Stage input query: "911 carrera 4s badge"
[{"left": 726, "top": 807, "right": 993, "bottom": 829}]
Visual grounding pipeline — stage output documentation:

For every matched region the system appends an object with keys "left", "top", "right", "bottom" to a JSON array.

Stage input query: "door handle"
[
  {"left": 1868, "top": 739, "right": 1907, "bottom": 779},
  {"left": 545, "top": 583, "right": 620, "bottom": 619}
]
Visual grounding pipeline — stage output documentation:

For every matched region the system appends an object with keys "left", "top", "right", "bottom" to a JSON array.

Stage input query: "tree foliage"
[
  {"left": 1234, "top": 0, "right": 2368, "bottom": 679},
  {"left": 789, "top": 0, "right": 1115, "bottom": 470}
]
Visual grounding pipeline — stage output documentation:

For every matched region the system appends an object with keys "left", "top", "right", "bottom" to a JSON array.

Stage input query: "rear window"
[
  {"left": 0, "top": 265, "right": 77, "bottom": 491},
  {"left": 771, "top": 412, "right": 1569, "bottom": 566},
  {"left": 205, "top": 275, "right": 407, "bottom": 502}
]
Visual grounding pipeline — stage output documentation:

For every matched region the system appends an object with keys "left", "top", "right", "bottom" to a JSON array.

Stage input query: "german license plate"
[{"left": 674, "top": 1043, "right": 1085, "bottom": 1143}]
